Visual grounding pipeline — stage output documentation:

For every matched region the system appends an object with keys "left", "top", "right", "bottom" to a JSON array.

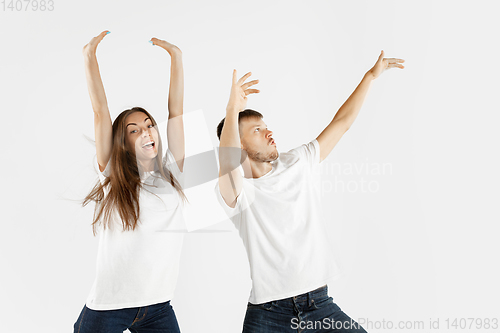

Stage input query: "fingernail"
[
  {"left": 106, "top": 31, "right": 111, "bottom": 34},
  {"left": 149, "top": 41, "right": 154, "bottom": 45}
]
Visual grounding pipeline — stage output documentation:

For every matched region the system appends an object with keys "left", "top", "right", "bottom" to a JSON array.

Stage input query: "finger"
[
  {"left": 232, "top": 69, "right": 237, "bottom": 84},
  {"left": 237, "top": 72, "right": 252, "bottom": 85},
  {"left": 378, "top": 50, "right": 384, "bottom": 61},
  {"left": 387, "top": 62, "right": 404, "bottom": 69},
  {"left": 241, "top": 79, "right": 259, "bottom": 90},
  {"left": 244, "top": 89, "right": 260, "bottom": 96},
  {"left": 386, "top": 57, "right": 405, "bottom": 63},
  {"left": 95, "top": 30, "right": 110, "bottom": 43},
  {"left": 151, "top": 37, "right": 165, "bottom": 46}
]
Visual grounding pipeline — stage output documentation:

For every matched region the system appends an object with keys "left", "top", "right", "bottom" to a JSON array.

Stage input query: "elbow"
[
  {"left": 338, "top": 119, "right": 351, "bottom": 132},
  {"left": 219, "top": 160, "right": 241, "bottom": 176},
  {"left": 332, "top": 117, "right": 351, "bottom": 133},
  {"left": 341, "top": 118, "right": 352, "bottom": 132}
]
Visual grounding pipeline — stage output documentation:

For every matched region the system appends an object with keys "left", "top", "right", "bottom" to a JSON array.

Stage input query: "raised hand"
[
  {"left": 367, "top": 50, "right": 405, "bottom": 80},
  {"left": 83, "top": 30, "right": 110, "bottom": 56},
  {"left": 149, "top": 37, "right": 181, "bottom": 56},
  {"left": 226, "top": 70, "right": 260, "bottom": 113}
]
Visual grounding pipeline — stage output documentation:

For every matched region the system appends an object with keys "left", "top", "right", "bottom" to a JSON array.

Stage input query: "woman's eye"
[
  {"left": 148, "top": 124, "right": 153, "bottom": 128},
  {"left": 130, "top": 130, "right": 137, "bottom": 134}
]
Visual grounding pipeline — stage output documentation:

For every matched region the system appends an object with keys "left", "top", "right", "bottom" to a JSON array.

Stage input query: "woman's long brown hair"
[{"left": 82, "top": 107, "right": 188, "bottom": 236}]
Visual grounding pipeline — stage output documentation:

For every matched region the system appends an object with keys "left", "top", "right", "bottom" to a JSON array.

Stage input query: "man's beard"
[{"left": 245, "top": 146, "right": 279, "bottom": 163}]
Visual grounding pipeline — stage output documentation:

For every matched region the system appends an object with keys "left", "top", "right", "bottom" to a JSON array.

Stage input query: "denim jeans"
[
  {"left": 73, "top": 300, "right": 181, "bottom": 333},
  {"left": 242, "top": 285, "right": 368, "bottom": 333}
]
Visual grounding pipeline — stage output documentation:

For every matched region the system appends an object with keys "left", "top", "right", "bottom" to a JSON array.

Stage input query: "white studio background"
[{"left": 1, "top": 0, "right": 499, "bottom": 332}]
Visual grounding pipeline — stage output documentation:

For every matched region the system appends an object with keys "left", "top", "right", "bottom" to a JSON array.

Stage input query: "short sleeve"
[
  {"left": 93, "top": 155, "right": 111, "bottom": 184},
  {"left": 213, "top": 180, "right": 247, "bottom": 227},
  {"left": 164, "top": 148, "right": 184, "bottom": 185},
  {"left": 286, "top": 139, "right": 321, "bottom": 170}
]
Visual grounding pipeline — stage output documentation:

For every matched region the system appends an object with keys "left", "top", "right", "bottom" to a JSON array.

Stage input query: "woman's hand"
[
  {"left": 83, "top": 30, "right": 110, "bottom": 56},
  {"left": 367, "top": 50, "right": 405, "bottom": 80},
  {"left": 150, "top": 37, "right": 182, "bottom": 56}
]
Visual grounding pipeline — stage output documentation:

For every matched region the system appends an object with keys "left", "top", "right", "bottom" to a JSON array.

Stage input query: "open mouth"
[{"left": 142, "top": 140, "right": 155, "bottom": 150}]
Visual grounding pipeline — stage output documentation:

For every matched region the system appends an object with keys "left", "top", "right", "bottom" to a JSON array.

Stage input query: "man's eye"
[{"left": 255, "top": 128, "right": 259, "bottom": 131}]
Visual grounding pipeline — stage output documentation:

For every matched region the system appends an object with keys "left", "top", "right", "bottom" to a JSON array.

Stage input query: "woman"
[{"left": 74, "top": 30, "right": 187, "bottom": 333}]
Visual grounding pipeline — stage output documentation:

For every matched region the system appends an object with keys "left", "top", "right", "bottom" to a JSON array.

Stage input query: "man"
[{"left": 215, "top": 50, "right": 404, "bottom": 332}]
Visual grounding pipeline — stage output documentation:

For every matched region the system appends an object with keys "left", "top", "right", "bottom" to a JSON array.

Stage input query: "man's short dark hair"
[{"left": 216, "top": 109, "right": 263, "bottom": 141}]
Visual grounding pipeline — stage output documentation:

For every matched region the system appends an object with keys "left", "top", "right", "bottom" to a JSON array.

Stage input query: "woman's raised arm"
[
  {"left": 83, "top": 30, "right": 113, "bottom": 172},
  {"left": 150, "top": 38, "right": 185, "bottom": 172}
]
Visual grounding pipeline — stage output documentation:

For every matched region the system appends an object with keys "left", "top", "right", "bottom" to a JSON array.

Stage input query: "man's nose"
[{"left": 266, "top": 130, "right": 273, "bottom": 138}]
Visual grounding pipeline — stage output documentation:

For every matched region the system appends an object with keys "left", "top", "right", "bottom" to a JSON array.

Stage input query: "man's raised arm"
[
  {"left": 316, "top": 50, "right": 405, "bottom": 162},
  {"left": 218, "top": 70, "right": 259, "bottom": 208}
]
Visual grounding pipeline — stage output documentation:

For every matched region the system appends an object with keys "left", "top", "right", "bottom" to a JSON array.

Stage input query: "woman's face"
[{"left": 124, "top": 112, "right": 159, "bottom": 163}]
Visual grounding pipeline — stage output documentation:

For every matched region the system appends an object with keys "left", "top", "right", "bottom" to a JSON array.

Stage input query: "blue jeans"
[
  {"left": 242, "top": 285, "right": 368, "bottom": 333},
  {"left": 73, "top": 300, "right": 181, "bottom": 333}
]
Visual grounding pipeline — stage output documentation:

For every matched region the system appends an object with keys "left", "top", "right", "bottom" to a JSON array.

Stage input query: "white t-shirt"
[
  {"left": 214, "top": 139, "right": 341, "bottom": 304},
  {"left": 85, "top": 149, "right": 185, "bottom": 310}
]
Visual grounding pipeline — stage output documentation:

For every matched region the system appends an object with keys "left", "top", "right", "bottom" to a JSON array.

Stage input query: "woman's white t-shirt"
[
  {"left": 85, "top": 149, "right": 185, "bottom": 310},
  {"left": 214, "top": 139, "right": 341, "bottom": 305}
]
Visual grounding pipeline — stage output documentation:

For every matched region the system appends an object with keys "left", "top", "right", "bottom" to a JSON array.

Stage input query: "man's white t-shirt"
[
  {"left": 214, "top": 139, "right": 341, "bottom": 305},
  {"left": 85, "top": 149, "right": 185, "bottom": 310}
]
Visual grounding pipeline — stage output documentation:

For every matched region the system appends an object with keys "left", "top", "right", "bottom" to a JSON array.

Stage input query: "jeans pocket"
[
  {"left": 312, "top": 295, "right": 334, "bottom": 310},
  {"left": 248, "top": 301, "right": 273, "bottom": 311}
]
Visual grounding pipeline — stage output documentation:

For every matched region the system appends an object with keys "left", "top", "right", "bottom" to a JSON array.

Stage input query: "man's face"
[{"left": 240, "top": 117, "right": 278, "bottom": 162}]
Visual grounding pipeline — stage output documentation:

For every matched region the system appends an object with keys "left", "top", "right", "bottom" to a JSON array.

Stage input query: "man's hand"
[
  {"left": 226, "top": 70, "right": 260, "bottom": 113},
  {"left": 82, "top": 30, "right": 109, "bottom": 57},
  {"left": 150, "top": 37, "right": 182, "bottom": 56},
  {"left": 317, "top": 51, "right": 405, "bottom": 162},
  {"left": 367, "top": 50, "right": 405, "bottom": 80}
]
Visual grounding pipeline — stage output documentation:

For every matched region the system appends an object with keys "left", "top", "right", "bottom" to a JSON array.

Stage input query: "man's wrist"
[
  {"left": 226, "top": 106, "right": 240, "bottom": 114},
  {"left": 364, "top": 70, "right": 375, "bottom": 81}
]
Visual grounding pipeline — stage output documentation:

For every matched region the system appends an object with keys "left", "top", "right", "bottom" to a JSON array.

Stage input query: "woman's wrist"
[
  {"left": 167, "top": 47, "right": 182, "bottom": 58},
  {"left": 83, "top": 50, "right": 97, "bottom": 61}
]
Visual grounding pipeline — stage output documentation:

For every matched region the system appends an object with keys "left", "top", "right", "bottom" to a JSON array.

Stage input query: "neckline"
[
  {"left": 140, "top": 170, "right": 155, "bottom": 180},
  {"left": 251, "top": 160, "right": 276, "bottom": 180}
]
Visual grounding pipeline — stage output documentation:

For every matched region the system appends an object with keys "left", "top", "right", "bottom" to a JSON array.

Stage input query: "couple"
[{"left": 73, "top": 30, "right": 404, "bottom": 333}]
